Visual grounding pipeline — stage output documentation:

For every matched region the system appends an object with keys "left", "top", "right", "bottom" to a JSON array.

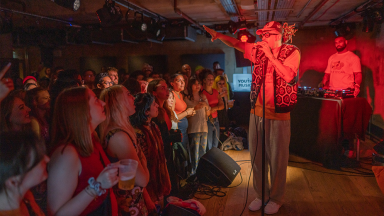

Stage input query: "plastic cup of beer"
[{"left": 118, "top": 159, "right": 138, "bottom": 190}]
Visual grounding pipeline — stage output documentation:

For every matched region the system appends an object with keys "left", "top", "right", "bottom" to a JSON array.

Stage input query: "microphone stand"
[{"left": 261, "top": 58, "right": 266, "bottom": 216}]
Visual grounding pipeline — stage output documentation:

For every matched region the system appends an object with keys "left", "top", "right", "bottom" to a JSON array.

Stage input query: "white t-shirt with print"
[{"left": 325, "top": 51, "right": 361, "bottom": 90}]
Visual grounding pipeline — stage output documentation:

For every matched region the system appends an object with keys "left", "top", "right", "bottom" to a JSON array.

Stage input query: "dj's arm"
[
  {"left": 354, "top": 72, "right": 362, "bottom": 97},
  {"left": 322, "top": 74, "right": 330, "bottom": 89}
]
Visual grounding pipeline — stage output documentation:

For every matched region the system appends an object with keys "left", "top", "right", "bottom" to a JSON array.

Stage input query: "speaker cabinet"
[{"left": 196, "top": 147, "right": 241, "bottom": 187}]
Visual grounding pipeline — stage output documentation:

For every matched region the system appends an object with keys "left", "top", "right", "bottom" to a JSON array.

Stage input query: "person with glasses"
[
  {"left": 94, "top": 72, "right": 113, "bottom": 98},
  {"left": 204, "top": 21, "right": 300, "bottom": 214}
]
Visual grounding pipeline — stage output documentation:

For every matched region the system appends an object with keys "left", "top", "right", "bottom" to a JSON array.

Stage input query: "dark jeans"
[{"left": 207, "top": 117, "right": 220, "bottom": 151}]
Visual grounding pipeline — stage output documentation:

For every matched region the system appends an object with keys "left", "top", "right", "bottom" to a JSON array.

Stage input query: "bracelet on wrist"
[
  {"left": 88, "top": 177, "right": 106, "bottom": 197},
  {"left": 85, "top": 185, "right": 97, "bottom": 198}
]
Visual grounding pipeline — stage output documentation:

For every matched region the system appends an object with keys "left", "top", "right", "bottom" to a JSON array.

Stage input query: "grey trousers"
[{"left": 248, "top": 114, "right": 291, "bottom": 205}]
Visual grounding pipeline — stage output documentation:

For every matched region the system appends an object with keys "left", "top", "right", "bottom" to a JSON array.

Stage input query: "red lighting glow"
[{"left": 240, "top": 35, "right": 248, "bottom": 42}]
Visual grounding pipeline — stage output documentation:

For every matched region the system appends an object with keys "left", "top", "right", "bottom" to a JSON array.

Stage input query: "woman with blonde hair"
[
  {"left": 47, "top": 87, "right": 119, "bottom": 216},
  {"left": 99, "top": 85, "right": 150, "bottom": 216},
  {"left": 212, "top": 75, "right": 232, "bottom": 130}
]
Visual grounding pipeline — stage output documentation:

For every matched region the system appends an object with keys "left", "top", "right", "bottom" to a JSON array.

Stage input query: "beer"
[{"left": 118, "top": 172, "right": 136, "bottom": 190}]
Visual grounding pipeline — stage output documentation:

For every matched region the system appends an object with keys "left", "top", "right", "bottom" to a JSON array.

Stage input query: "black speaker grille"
[{"left": 196, "top": 148, "right": 241, "bottom": 187}]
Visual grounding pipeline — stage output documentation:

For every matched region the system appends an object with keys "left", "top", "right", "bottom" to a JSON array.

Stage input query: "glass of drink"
[{"left": 118, "top": 159, "right": 138, "bottom": 190}]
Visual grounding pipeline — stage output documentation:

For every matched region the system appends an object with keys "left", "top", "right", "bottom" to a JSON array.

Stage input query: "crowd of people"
[{"left": 0, "top": 60, "right": 234, "bottom": 216}]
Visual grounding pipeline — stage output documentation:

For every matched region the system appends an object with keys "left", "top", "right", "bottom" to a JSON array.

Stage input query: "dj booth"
[{"left": 289, "top": 96, "right": 372, "bottom": 164}]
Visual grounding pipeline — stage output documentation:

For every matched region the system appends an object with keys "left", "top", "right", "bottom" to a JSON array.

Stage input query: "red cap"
[
  {"left": 23, "top": 76, "right": 37, "bottom": 85},
  {"left": 256, "top": 21, "right": 283, "bottom": 35}
]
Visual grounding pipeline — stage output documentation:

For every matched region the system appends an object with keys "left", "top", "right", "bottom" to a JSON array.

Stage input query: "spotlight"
[
  {"left": 237, "top": 30, "right": 256, "bottom": 43},
  {"left": 96, "top": 0, "right": 122, "bottom": 27},
  {"left": 54, "top": 0, "right": 81, "bottom": 11},
  {"left": 131, "top": 12, "right": 147, "bottom": 32},
  {"left": 228, "top": 20, "right": 237, "bottom": 34},
  {"left": 228, "top": 20, "right": 253, "bottom": 34},
  {"left": 148, "top": 20, "right": 166, "bottom": 41}
]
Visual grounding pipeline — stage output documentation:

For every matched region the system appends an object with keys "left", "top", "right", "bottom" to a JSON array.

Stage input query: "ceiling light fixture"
[
  {"left": 237, "top": 30, "right": 256, "bottom": 43},
  {"left": 53, "top": 0, "right": 81, "bottom": 11},
  {"left": 131, "top": 12, "right": 147, "bottom": 32},
  {"left": 96, "top": 0, "right": 122, "bottom": 27}
]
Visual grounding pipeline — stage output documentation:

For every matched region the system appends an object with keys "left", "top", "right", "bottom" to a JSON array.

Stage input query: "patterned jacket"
[{"left": 250, "top": 43, "right": 300, "bottom": 113}]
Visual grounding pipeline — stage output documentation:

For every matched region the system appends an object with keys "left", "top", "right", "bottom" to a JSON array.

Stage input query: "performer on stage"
[
  {"left": 204, "top": 21, "right": 300, "bottom": 214},
  {"left": 320, "top": 36, "right": 362, "bottom": 97}
]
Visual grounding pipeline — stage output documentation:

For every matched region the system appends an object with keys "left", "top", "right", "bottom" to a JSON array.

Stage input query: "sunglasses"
[{"left": 260, "top": 32, "right": 279, "bottom": 38}]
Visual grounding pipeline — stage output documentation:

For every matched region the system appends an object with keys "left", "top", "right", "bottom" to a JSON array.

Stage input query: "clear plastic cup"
[{"left": 118, "top": 159, "right": 138, "bottom": 190}]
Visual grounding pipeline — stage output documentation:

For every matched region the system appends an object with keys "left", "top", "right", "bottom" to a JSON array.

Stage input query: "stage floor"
[{"left": 195, "top": 139, "right": 384, "bottom": 216}]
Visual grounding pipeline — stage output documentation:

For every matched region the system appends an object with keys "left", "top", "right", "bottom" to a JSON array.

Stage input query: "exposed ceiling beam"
[
  {"left": 297, "top": 0, "right": 314, "bottom": 18},
  {"left": 255, "top": 8, "right": 293, "bottom": 12},
  {"left": 300, "top": 0, "right": 330, "bottom": 27},
  {"left": 173, "top": 0, "right": 204, "bottom": 31}
]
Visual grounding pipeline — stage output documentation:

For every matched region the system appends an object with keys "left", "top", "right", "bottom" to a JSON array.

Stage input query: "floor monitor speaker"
[{"left": 196, "top": 147, "right": 241, "bottom": 187}]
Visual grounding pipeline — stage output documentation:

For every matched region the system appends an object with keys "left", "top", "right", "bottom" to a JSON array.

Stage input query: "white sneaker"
[
  {"left": 248, "top": 198, "right": 262, "bottom": 211},
  {"left": 265, "top": 201, "right": 281, "bottom": 214}
]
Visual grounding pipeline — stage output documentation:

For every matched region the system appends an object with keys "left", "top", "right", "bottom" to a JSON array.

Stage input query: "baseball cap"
[
  {"left": 23, "top": 76, "right": 37, "bottom": 85},
  {"left": 256, "top": 21, "right": 283, "bottom": 35}
]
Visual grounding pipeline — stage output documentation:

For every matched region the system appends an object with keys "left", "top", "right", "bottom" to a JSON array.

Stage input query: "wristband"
[{"left": 88, "top": 177, "right": 106, "bottom": 196}]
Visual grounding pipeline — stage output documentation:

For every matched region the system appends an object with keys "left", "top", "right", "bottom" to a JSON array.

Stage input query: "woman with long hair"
[
  {"left": 169, "top": 74, "right": 195, "bottom": 158},
  {"left": 99, "top": 85, "right": 150, "bottom": 216},
  {"left": 184, "top": 76, "right": 211, "bottom": 174},
  {"left": 147, "top": 79, "right": 182, "bottom": 194},
  {"left": 199, "top": 69, "right": 224, "bottom": 150},
  {"left": 130, "top": 93, "right": 171, "bottom": 212},
  {"left": 25, "top": 87, "right": 51, "bottom": 145},
  {"left": 0, "top": 131, "right": 49, "bottom": 216},
  {"left": 47, "top": 87, "right": 119, "bottom": 216},
  {"left": 212, "top": 75, "right": 231, "bottom": 130},
  {"left": 0, "top": 94, "right": 31, "bottom": 132}
]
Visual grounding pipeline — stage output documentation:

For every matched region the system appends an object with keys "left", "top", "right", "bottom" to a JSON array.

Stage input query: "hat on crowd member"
[
  {"left": 195, "top": 65, "right": 204, "bottom": 72},
  {"left": 256, "top": 21, "right": 283, "bottom": 35},
  {"left": 23, "top": 76, "right": 37, "bottom": 85}
]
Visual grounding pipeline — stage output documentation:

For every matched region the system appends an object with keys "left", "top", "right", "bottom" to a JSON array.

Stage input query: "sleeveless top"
[
  {"left": 72, "top": 137, "right": 115, "bottom": 216},
  {"left": 202, "top": 89, "right": 219, "bottom": 118},
  {"left": 172, "top": 91, "right": 187, "bottom": 114},
  {"left": 104, "top": 129, "right": 148, "bottom": 216}
]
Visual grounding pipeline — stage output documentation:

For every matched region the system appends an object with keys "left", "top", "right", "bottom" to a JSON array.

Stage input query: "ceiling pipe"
[
  {"left": 296, "top": 0, "right": 313, "bottom": 18},
  {"left": 300, "top": 0, "right": 330, "bottom": 27},
  {"left": 0, "top": 6, "right": 79, "bottom": 26},
  {"left": 174, "top": 0, "right": 204, "bottom": 31}
]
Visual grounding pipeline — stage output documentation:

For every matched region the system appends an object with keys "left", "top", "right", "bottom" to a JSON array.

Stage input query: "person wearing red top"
[
  {"left": 200, "top": 69, "right": 224, "bottom": 151},
  {"left": 47, "top": 87, "right": 118, "bottom": 216},
  {"left": 170, "top": 74, "right": 195, "bottom": 160}
]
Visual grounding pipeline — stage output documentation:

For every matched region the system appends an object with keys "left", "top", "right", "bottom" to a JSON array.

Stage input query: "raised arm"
[{"left": 204, "top": 25, "right": 246, "bottom": 53}]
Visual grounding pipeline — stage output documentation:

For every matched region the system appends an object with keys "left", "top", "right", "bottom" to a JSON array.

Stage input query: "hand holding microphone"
[{"left": 255, "top": 41, "right": 273, "bottom": 59}]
